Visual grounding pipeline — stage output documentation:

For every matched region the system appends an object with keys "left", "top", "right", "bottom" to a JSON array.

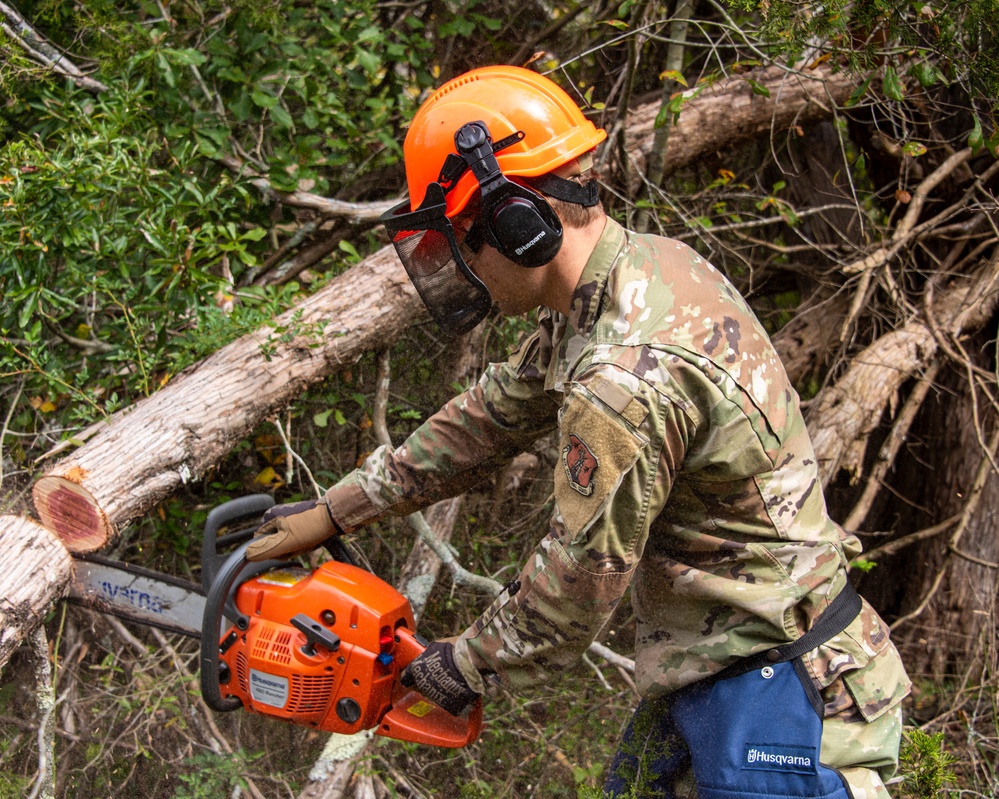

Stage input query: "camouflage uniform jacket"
[{"left": 326, "top": 218, "right": 910, "bottom": 722}]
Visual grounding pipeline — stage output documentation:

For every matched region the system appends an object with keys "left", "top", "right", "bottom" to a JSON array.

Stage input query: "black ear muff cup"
[
  {"left": 452, "top": 121, "right": 567, "bottom": 268},
  {"left": 491, "top": 195, "right": 563, "bottom": 268}
]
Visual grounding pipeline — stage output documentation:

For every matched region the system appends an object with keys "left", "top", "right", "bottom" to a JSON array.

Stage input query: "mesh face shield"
[{"left": 381, "top": 182, "right": 492, "bottom": 336}]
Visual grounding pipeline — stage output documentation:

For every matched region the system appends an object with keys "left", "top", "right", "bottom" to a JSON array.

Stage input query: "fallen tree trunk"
[
  {"left": 0, "top": 516, "right": 74, "bottom": 669},
  {"left": 32, "top": 245, "right": 421, "bottom": 552},
  {"left": 809, "top": 259, "right": 999, "bottom": 486},
  {"left": 622, "top": 65, "right": 857, "bottom": 180}
]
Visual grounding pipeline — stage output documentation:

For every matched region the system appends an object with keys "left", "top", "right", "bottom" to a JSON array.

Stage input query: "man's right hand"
[{"left": 246, "top": 498, "right": 340, "bottom": 561}]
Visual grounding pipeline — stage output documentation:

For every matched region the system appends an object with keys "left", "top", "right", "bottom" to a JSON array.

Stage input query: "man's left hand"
[{"left": 401, "top": 640, "right": 481, "bottom": 716}]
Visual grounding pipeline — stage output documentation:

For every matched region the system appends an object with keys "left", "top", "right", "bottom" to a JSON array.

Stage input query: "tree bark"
[
  {"left": 0, "top": 516, "right": 73, "bottom": 668},
  {"left": 622, "top": 65, "right": 857, "bottom": 183}
]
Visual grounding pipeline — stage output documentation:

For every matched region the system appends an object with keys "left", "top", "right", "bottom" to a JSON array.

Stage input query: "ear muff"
[{"left": 454, "top": 122, "right": 563, "bottom": 268}]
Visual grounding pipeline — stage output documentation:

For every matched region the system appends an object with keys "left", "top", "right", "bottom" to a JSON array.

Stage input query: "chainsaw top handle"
[
  {"left": 201, "top": 494, "right": 276, "bottom": 594},
  {"left": 201, "top": 494, "right": 356, "bottom": 595}
]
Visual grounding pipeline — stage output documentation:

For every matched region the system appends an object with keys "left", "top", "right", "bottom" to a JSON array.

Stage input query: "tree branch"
[
  {"left": 219, "top": 153, "right": 396, "bottom": 222},
  {"left": 0, "top": 2, "right": 107, "bottom": 92}
]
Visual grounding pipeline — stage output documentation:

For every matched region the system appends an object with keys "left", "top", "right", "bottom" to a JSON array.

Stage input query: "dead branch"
[
  {"left": 840, "top": 148, "right": 986, "bottom": 278},
  {"left": 0, "top": 2, "right": 107, "bottom": 92},
  {"left": 26, "top": 626, "right": 55, "bottom": 799},
  {"left": 218, "top": 154, "right": 396, "bottom": 222},
  {"left": 256, "top": 231, "right": 346, "bottom": 287},
  {"left": 842, "top": 361, "right": 942, "bottom": 530}
]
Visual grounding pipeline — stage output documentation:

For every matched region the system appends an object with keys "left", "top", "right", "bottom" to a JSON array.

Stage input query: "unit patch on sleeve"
[
  {"left": 554, "top": 386, "right": 647, "bottom": 540},
  {"left": 562, "top": 434, "right": 599, "bottom": 496}
]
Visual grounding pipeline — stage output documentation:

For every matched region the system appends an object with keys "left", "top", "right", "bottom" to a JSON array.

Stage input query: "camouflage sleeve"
[
  {"left": 324, "top": 331, "right": 558, "bottom": 530},
  {"left": 454, "top": 365, "right": 693, "bottom": 690}
]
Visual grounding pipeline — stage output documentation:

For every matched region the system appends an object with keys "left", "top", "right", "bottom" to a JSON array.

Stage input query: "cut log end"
[{"left": 32, "top": 476, "right": 114, "bottom": 553}]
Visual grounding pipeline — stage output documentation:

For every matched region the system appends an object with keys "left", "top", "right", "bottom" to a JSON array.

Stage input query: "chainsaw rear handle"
[{"left": 380, "top": 626, "right": 484, "bottom": 747}]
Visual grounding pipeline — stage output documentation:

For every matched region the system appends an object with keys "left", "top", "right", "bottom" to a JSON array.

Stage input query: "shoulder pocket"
[{"left": 555, "top": 386, "right": 648, "bottom": 541}]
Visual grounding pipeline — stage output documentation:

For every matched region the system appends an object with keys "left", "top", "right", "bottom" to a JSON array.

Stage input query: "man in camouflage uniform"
[{"left": 248, "top": 66, "right": 910, "bottom": 798}]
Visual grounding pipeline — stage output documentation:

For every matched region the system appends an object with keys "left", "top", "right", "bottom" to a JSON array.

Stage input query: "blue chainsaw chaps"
[{"left": 603, "top": 658, "right": 853, "bottom": 799}]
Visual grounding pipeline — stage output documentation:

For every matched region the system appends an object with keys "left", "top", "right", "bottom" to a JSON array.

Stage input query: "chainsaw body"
[{"left": 199, "top": 499, "right": 481, "bottom": 749}]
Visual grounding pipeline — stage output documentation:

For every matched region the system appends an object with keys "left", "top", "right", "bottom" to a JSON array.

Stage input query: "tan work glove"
[{"left": 246, "top": 498, "right": 341, "bottom": 561}]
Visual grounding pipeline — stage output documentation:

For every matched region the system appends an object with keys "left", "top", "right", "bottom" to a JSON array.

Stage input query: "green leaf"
[
  {"left": 666, "top": 94, "right": 687, "bottom": 115},
  {"left": 846, "top": 76, "right": 872, "bottom": 108},
  {"left": 912, "top": 62, "right": 942, "bottom": 88},
  {"left": 163, "top": 48, "right": 207, "bottom": 66},
  {"left": 968, "top": 116, "right": 984, "bottom": 154},
  {"left": 356, "top": 49, "right": 380, "bottom": 74},
  {"left": 314, "top": 409, "right": 334, "bottom": 428},
  {"left": 269, "top": 104, "right": 293, "bottom": 129},
  {"left": 746, "top": 79, "right": 771, "bottom": 98},
  {"left": 883, "top": 66, "right": 905, "bottom": 101},
  {"left": 251, "top": 89, "right": 278, "bottom": 108},
  {"left": 902, "top": 141, "right": 927, "bottom": 157}
]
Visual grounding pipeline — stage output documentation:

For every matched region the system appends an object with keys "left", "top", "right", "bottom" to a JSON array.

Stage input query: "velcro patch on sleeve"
[
  {"left": 589, "top": 373, "right": 649, "bottom": 427},
  {"left": 555, "top": 388, "right": 645, "bottom": 539}
]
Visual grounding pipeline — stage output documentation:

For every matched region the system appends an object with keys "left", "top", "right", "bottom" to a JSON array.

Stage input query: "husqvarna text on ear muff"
[{"left": 452, "top": 121, "right": 563, "bottom": 268}]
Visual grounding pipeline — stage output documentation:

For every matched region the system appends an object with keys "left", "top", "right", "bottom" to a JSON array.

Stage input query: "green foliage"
[
  {"left": 0, "top": 770, "right": 31, "bottom": 799},
  {"left": 727, "top": 0, "right": 999, "bottom": 101},
  {"left": 148, "top": 0, "right": 432, "bottom": 193},
  {"left": 898, "top": 727, "right": 957, "bottom": 799},
  {"left": 0, "top": 0, "right": 437, "bottom": 446},
  {"left": 172, "top": 750, "right": 261, "bottom": 799},
  {"left": 0, "top": 83, "right": 276, "bottom": 422}
]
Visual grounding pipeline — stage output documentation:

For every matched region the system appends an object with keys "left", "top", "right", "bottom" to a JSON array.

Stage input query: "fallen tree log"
[
  {"left": 809, "top": 258, "right": 999, "bottom": 487},
  {"left": 32, "top": 245, "right": 421, "bottom": 552},
  {"left": 622, "top": 65, "right": 857, "bottom": 180},
  {"left": 0, "top": 516, "right": 73, "bottom": 668}
]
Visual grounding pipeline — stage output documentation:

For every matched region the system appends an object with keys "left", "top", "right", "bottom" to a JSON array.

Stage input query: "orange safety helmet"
[{"left": 403, "top": 65, "right": 607, "bottom": 217}]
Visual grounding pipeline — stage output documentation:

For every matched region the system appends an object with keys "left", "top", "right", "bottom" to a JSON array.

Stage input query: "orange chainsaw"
[{"left": 69, "top": 495, "right": 482, "bottom": 749}]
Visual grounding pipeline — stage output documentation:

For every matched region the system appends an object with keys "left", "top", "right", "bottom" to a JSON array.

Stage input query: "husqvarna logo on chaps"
[{"left": 744, "top": 744, "right": 816, "bottom": 774}]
